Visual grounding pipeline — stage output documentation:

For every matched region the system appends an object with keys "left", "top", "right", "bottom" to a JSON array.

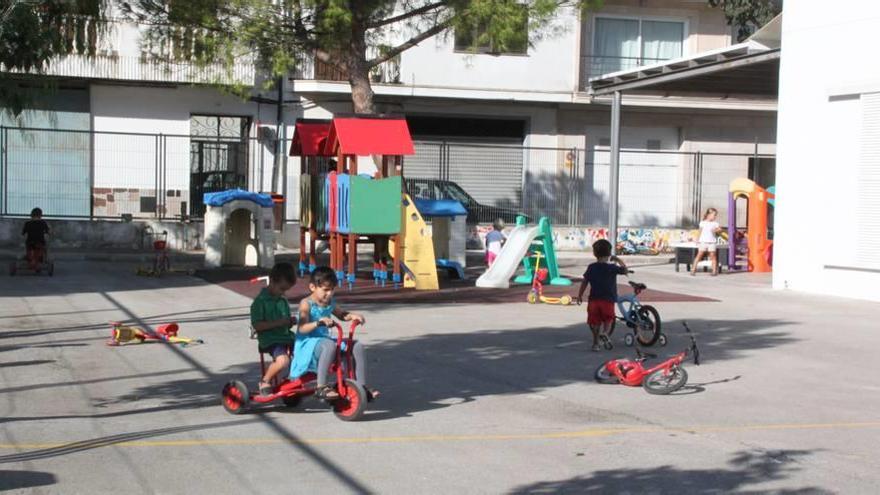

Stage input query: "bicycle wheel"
[
  {"left": 594, "top": 362, "right": 619, "bottom": 384},
  {"left": 642, "top": 366, "right": 688, "bottom": 395},
  {"left": 635, "top": 305, "right": 661, "bottom": 346}
]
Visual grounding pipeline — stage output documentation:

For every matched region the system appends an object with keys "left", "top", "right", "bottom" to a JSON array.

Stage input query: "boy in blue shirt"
[{"left": 576, "top": 239, "right": 628, "bottom": 351}]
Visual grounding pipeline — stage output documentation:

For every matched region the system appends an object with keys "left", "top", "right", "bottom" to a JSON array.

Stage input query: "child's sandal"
[
  {"left": 366, "top": 387, "right": 380, "bottom": 402},
  {"left": 315, "top": 386, "right": 340, "bottom": 401},
  {"left": 258, "top": 381, "right": 273, "bottom": 397}
]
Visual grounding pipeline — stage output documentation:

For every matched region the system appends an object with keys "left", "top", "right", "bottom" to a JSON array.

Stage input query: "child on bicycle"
[
  {"left": 21, "top": 207, "right": 50, "bottom": 269},
  {"left": 576, "top": 239, "right": 628, "bottom": 352},
  {"left": 290, "top": 266, "right": 378, "bottom": 401},
  {"left": 250, "top": 262, "right": 297, "bottom": 396}
]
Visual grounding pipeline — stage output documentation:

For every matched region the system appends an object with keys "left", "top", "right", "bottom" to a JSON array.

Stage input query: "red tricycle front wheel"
[{"left": 333, "top": 379, "right": 367, "bottom": 421}]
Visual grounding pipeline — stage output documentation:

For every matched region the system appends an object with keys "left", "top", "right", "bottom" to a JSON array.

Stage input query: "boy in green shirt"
[{"left": 251, "top": 262, "right": 297, "bottom": 395}]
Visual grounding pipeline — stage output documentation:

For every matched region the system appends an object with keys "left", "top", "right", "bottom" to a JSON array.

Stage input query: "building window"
[
  {"left": 454, "top": 3, "right": 528, "bottom": 55},
  {"left": 591, "top": 16, "right": 685, "bottom": 75},
  {"left": 190, "top": 115, "right": 250, "bottom": 217}
]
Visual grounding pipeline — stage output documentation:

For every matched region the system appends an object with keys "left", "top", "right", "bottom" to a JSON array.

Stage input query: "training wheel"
[
  {"left": 624, "top": 333, "right": 635, "bottom": 347},
  {"left": 658, "top": 334, "right": 668, "bottom": 347},
  {"left": 221, "top": 380, "right": 250, "bottom": 414},
  {"left": 560, "top": 295, "right": 572, "bottom": 306},
  {"left": 527, "top": 291, "right": 538, "bottom": 304}
]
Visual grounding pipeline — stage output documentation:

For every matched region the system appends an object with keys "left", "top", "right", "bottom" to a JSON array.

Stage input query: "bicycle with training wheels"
[{"left": 614, "top": 271, "right": 665, "bottom": 348}]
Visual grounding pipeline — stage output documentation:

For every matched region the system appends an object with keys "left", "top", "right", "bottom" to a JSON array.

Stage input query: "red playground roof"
[
  {"left": 323, "top": 116, "right": 415, "bottom": 156},
  {"left": 290, "top": 120, "right": 332, "bottom": 157}
]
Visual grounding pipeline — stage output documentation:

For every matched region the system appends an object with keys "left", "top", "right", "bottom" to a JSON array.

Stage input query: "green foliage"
[
  {"left": 0, "top": 0, "right": 108, "bottom": 117},
  {"left": 708, "top": 0, "right": 782, "bottom": 41},
  {"left": 124, "top": 1, "right": 603, "bottom": 101}
]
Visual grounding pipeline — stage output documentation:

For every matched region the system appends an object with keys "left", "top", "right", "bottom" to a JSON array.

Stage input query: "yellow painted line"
[{"left": 2, "top": 421, "right": 880, "bottom": 451}]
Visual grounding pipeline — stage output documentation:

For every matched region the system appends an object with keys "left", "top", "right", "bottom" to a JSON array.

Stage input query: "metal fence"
[
  {"left": 0, "top": 126, "right": 774, "bottom": 228},
  {"left": 0, "top": 125, "right": 292, "bottom": 220}
]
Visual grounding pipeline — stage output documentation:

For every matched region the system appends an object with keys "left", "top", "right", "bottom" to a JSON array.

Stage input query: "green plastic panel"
[{"left": 349, "top": 176, "right": 402, "bottom": 234}]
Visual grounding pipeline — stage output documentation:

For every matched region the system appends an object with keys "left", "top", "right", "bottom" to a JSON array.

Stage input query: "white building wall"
[
  {"left": 90, "top": 84, "right": 285, "bottom": 217},
  {"left": 774, "top": 2, "right": 880, "bottom": 301},
  {"left": 386, "top": 7, "right": 580, "bottom": 94}
]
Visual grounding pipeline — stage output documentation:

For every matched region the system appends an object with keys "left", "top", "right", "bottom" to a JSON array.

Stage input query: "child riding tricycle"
[
  {"left": 221, "top": 320, "right": 369, "bottom": 421},
  {"left": 9, "top": 207, "right": 54, "bottom": 276}
]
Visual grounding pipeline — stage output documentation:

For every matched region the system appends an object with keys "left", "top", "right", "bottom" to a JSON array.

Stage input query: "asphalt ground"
[{"left": 1, "top": 260, "right": 879, "bottom": 494}]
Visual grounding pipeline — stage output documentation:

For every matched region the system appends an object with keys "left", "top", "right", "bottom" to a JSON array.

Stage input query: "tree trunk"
[{"left": 348, "top": 18, "right": 375, "bottom": 114}]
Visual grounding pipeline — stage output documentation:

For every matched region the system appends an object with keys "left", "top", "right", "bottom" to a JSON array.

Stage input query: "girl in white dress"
[{"left": 692, "top": 208, "right": 722, "bottom": 276}]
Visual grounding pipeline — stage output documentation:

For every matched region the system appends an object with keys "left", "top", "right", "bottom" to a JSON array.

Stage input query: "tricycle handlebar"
[{"left": 324, "top": 320, "right": 362, "bottom": 343}]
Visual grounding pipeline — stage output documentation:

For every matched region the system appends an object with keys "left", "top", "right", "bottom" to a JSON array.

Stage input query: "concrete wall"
[
  {"left": 0, "top": 217, "right": 203, "bottom": 250},
  {"left": 773, "top": 2, "right": 880, "bottom": 301},
  {"left": 469, "top": 223, "right": 702, "bottom": 253}
]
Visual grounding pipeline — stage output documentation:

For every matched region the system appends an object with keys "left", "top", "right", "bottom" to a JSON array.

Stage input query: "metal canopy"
[
  {"left": 589, "top": 45, "right": 780, "bottom": 97},
  {"left": 585, "top": 21, "right": 782, "bottom": 251}
]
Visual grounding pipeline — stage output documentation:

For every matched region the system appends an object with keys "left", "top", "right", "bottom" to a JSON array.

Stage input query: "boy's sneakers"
[{"left": 591, "top": 344, "right": 601, "bottom": 352}]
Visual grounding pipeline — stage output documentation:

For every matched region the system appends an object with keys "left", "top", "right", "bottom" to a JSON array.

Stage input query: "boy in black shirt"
[
  {"left": 22, "top": 207, "right": 50, "bottom": 269},
  {"left": 576, "top": 239, "right": 627, "bottom": 351}
]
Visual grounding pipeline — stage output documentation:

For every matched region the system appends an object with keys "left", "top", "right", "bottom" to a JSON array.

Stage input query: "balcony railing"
[
  {"left": 2, "top": 53, "right": 256, "bottom": 86},
  {"left": 583, "top": 55, "right": 671, "bottom": 80}
]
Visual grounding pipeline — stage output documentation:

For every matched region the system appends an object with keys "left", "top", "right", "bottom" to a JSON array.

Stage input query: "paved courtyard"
[{"left": 1, "top": 260, "right": 879, "bottom": 494}]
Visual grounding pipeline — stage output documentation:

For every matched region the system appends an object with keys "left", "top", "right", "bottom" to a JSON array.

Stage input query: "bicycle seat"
[{"left": 629, "top": 281, "right": 647, "bottom": 291}]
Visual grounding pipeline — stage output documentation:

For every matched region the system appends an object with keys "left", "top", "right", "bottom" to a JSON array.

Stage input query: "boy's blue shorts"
[{"left": 260, "top": 343, "right": 291, "bottom": 359}]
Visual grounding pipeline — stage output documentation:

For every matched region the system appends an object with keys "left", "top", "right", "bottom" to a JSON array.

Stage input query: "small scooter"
[
  {"left": 526, "top": 251, "right": 572, "bottom": 305},
  {"left": 593, "top": 322, "right": 700, "bottom": 395},
  {"left": 221, "top": 320, "right": 369, "bottom": 421}
]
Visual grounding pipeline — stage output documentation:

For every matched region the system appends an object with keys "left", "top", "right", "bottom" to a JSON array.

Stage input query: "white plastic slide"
[{"left": 475, "top": 225, "right": 540, "bottom": 289}]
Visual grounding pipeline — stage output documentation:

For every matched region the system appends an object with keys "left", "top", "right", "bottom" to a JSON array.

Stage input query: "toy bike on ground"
[
  {"left": 107, "top": 321, "right": 203, "bottom": 346},
  {"left": 615, "top": 272, "right": 664, "bottom": 347},
  {"left": 221, "top": 320, "right": 369, "bottom": 421},
  {"left": 594, "top": 322, "right": 700, "bottom": 395},
  {"left": 527, "top": 251, "right": 572, "bottom": 305},
  {"left": 9, "top": 243, "right": 54, "bottom": 276},
  {"left": 137, "top": 229, "right": 170, "bottom": 276}
]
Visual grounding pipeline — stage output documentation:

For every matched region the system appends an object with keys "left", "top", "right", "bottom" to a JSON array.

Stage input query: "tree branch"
[
  {"left": 367, "top": 19, "right": 453, "bottom": 67},
  {"left": 367, "top": 1, "right": 449, "bottom": 29}
]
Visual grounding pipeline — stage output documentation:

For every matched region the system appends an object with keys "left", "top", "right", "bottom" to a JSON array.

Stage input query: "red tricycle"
[
  {"left": 221, "top": 320, "right": 368, "bottom": 421},
  {"left": 9, "top": 242, "right": 54, "bottom": 276},
  {"left": 593, "top": 322, "right": 700, "bottom": 395}
]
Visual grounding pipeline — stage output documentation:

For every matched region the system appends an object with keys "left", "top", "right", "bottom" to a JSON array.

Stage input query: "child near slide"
[{"left": 485, "top": 219, "right": 507, "bottom": 266}]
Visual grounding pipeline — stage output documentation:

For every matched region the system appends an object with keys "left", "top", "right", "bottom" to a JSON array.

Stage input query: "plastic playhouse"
[
  {"left": 292, "top": 115, "right": 442, "bottom": 290},
  {"left": 203, "top": 189, "right": 276, "bottom": 269},
  {"left": 728, "top": 178, "right": 774, "bottom": 273},
  {"left": 476, "top": 215, "right": 570, "bottom": 289}
]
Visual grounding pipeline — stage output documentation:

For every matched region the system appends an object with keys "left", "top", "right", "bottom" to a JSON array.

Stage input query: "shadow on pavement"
[
  {"left": 0, "top": 419, "right": 256, "bottom": 464},
  {"left": 107, "top": 318, "right": 795, "bottom": 423},
  {"left": 508, "top": 449, "right": 829, "bottom": 494},
  {"left": 0, "top": 470, "right": 57, "bottom": 491}
]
